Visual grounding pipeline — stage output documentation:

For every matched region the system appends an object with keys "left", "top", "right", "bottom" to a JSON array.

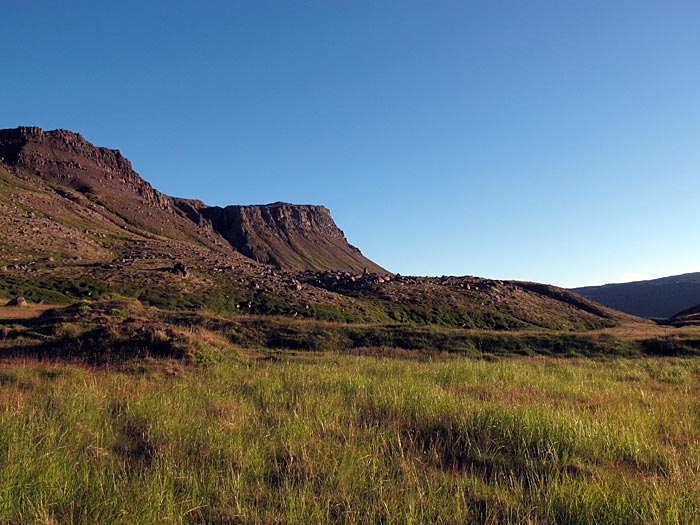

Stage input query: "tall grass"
[{"left": 0, "top": 355, "right": 698, "bottom": 524}]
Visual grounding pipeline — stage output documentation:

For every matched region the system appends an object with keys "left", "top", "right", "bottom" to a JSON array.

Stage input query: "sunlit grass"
[{"left": 0, "top": 354, "right": 698, "bottom": 524}]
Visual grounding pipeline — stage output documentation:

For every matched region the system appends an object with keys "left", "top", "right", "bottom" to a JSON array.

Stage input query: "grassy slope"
[
  {"left": 2, "top": 298, "right": 699, "bottom": 362},
  {"left": 0, "top": 261, "right": 624, "bottom": 331},
  {"left": 0, "top": 355, "right": 698, "bottom": 524}
]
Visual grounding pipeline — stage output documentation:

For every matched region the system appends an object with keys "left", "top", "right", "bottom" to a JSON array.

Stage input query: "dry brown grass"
[{"left": 0, "top": 298, "right": 60, "bottom": 319}]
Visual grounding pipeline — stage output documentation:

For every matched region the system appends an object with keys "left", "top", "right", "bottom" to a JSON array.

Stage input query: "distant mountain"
[
  {"left": 666, "top": 303, "right": 700, "bottom": 327},
  {"left": 572, "top": 273, "right": 700, "bottom": 318}
]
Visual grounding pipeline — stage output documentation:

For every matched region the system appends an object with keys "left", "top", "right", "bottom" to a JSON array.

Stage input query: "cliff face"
[
  {"left": 0, "top": 127, "right": 385, "bottom": 273},
  {"left": 0, "top": 127, "right": 170, "bottom": 211},
  {"left": 201, "top": 202, "right": 387, "bottom": 273}
]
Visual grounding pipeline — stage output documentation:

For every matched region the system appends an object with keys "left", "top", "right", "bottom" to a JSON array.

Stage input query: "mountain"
[
  {"left": 666, "top": 303, "right": 700, "bottom": 327},
  {"left": 181, "top": 200, "right": 386, "bottom": 273},
  {"left": 0, "top": 126, "right": 382, "bottom": 274},
  {"left": 0, "top": 126, "right": 633, "bottom": 333},
  {"left": 572, "top": 273, "right": 700, "bottom": 319}
]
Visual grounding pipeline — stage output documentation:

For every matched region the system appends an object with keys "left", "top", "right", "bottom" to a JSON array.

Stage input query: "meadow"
[{"left": 0, "top": 353, "right": 698, "bottom": 524}]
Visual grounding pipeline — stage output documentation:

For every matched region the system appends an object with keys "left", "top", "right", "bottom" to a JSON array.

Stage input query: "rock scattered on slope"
[
  {"left": 171, "top": 262, "right": 189, "bottom": 278},
  {"left": 5, "top": 296, "right": 28, "bottom": 307}
]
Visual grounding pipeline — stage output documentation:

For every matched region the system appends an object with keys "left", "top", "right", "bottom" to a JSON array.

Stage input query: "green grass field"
[{"left": 0, "top": 354, "right": 698, "bottom": 524}]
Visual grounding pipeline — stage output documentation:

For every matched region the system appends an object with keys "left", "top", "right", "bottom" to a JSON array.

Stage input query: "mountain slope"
[
  {"left": 666, "top": 303, "right": 700, "bottom": 327},
  {"left": 572, "top": 273, "right": 700, "bottom": 318}
]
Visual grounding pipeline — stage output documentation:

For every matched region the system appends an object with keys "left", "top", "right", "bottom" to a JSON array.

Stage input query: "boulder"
[
  {"left": 171, "top": 262, "right": 189, "bottom": 278},
  {"left": 6, "top": 296, "right": 28, "bottom": 307}
]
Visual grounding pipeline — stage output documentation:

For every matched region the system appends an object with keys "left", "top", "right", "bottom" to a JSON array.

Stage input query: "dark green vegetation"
[
  {"left": 0, "top": 355, "right": 698, "bottom": 524},
  {"left": 3, "top": 298, "right": 700, "bottom": 364}
]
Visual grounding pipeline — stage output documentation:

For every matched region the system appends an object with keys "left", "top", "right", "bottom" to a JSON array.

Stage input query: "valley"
[{"left": 1, "top": 126, "right": 698, "bottom": 524}]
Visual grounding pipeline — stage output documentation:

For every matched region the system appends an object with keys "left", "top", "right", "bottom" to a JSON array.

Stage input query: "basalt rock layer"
[{"left": 199, "top": 202, "right": 386, "bottom": 273}]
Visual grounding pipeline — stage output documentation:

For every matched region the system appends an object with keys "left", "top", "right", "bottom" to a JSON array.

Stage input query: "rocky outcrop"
[
  {"left": 5, "top": 296, "right": 28, "bottom": 307},
  {"left": 170, "top": 262, "right": 190, "bottom": 278},
  {"left": 0, "top": 127, "right": 170, "bottom": 210},
  {"left": 0, "top": 127, "right": 641, "bottom": 333},
  {"left": 201, "top": 202, "right": 387, "bottom": 273}
]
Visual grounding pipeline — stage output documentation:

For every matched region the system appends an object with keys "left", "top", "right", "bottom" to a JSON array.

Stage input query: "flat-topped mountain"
[
  {"left": 0, "top": 125, "right": 637, "bottom": 333},
  {"left": 197, "top": 202, "right": 386, "bottom": 273}
]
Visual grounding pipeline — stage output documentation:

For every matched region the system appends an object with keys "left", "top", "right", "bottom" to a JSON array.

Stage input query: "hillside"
[
  {"left": 665, "top": 303, "right": 700, "bottom": 327},
  {"left": 0, "top": 125, "right": 641, "bottom": 347},
  {"left": 572, "top": 273, "right": 700, "bottom": 319}
]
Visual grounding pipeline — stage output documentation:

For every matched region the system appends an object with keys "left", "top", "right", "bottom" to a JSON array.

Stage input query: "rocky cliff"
[
  {"left": 0, "top": 127, "right": 170, "bottom": 210},
  {"left": 0, "top": 126, "right": 384, "bottom": 273},
  {"left": 199, "top": 202, "right": 386, "bottom": 273}
]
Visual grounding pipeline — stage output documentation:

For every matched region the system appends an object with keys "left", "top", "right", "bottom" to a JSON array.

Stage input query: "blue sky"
[{"left": 3, "top": 1, "right": 699, "bottom": 287}]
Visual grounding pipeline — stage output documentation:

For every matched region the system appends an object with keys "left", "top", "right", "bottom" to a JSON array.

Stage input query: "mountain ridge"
[{"left": 572, "top": 272, "right": 700, "bottom": 319}]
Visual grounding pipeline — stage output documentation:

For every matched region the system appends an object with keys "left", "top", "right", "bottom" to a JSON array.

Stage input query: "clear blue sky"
[{"left": 3, "top": 1, "right": 699, "bottom": 287}]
